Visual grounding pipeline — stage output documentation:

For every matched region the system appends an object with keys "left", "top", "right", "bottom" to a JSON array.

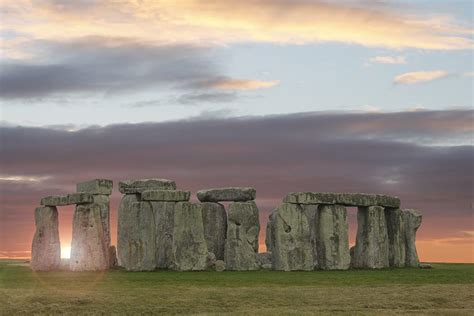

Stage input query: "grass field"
[{"left": 1, "top": 260, "right": 473, "bottom": 315}]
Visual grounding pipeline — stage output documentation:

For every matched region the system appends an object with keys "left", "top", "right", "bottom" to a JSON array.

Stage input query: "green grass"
[{"left": 1, "top": 260, "right": 473, "bottom": 315}]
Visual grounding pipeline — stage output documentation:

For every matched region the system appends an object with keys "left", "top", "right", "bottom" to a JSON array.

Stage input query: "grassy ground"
[{"left": 1, "top": 260, "right": 473, "bottom": 315}]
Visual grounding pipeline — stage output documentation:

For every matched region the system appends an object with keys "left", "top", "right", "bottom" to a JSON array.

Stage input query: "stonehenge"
[{"left": 32, "top": 180, "right": 424, "bottom": 272}]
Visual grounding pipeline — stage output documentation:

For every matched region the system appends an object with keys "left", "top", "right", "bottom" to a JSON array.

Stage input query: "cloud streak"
[
  {"left": 394, "top": 70, "right": 451, "bottom": 85},
  {"left": 2, "top": 0, "right": 472, "bottom": 51},
  {"left": 370, "top": 56, "right": 406, "bottom": 65}
]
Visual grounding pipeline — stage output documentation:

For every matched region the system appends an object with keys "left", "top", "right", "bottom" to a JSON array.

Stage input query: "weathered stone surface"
[
  {"left": 60, "top": 259, "right": 70, "bottom": 271},
  {"left": 403, "top": 209, "right": 422, "bottom": 267},
  {"left": 117, "top": 194, "right": 138, "bottom": 268},
  {"left": 215, "top": 260, "right": 225, "bottom": 272},
  {"left": 352, "top": 206, "right": 389, "bottom": 269},
  {"left": 119, "top": 179, "right": 176, "bottom": 194},
  {"left": 270, "top": 203, "right": 313, "bottom": 271},
  {"left": 119, "top": 201, "right": 156, "bottom": 271},
  {"left": 68, "top": 193, "right": 94, "bottom": 204},
  {"left": 301, "top": 204, "right": 319, "bottom": 269},
  {"left": 265, "top": 213, "right": 274, "bottom": 252},
  {"left": 31, "top": 206, "right": 61, "bottom": 271},
  {"left": 40, "top": 195, "right": 69, "bottom": 206},
  {"left": 109, "top": 246, "right": 118, "bottom": 268},
  {"left": 151, "top": 201, "right": 176, "bottom": 269},
  {"left": 70, "top": 204, "right": 109, "bottom": 271},
  {"left": 77, "top": 179, "right": 113, "bottom": 195},
  {"left": 257, "top": 252, "right": 272, "bottom": 268},
  {"left": 284, "top": 192, "right": 400, "bottom": 208},
  {"left": 142, "top": 190, "right": 190, "bottom": 202},
  {"left": 224, "top": 201, "right": 260, "bottom": 270},
  {"left": 92, "top": 194, "right": 111, "bottom": 264},
  {"left": 201, "top": 202, "right": 227, "bottom": 260},
  {"left": 316, "top": 205, "right": 350, "bottom": 270},
  {"left": 171, "top": 202, "right": 209, "bottom": 271},
  {"left": 197, "top": 187, "right": 256, "bottom": 202},
  {"left": 385, "top": 208, "right": 406, "bottom": 267}
]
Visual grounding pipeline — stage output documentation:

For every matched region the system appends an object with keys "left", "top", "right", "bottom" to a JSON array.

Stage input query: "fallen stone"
[
  {"left": 70, "top": 203, "right": 109, "bottom": 271},
  {"left": 215, "top": 260, "right": 225, "bottom": 272},
  {"left": 197, "top": 187, "right": 256, "bottom": 202},
  {"left": 109, "top": 245, "right": 118, "bottom": 268},
  {"left": 171, "top": 202, "right": 209, "bottom": 271},
  {"left": 316, "top": 205, "right": 350, "bottom": 270},
  {"left": 352, "top": 206, "right": 389, "bottom": 269},
  {"left": 68, "top": 193, "right": 94, "bottom": 204},
  {"left": 385, "top": 208, "right": 406, "bottom": 267},
  {"left": 257, "top": 252, "right": 272, "bottom": 268},
  {"left": 224, "top": 201, "right": 260, "bottom": 270},
  {"left": 419, "top": 263, "right": 432, "bottom": 269},
  {"left": 284, "top": 192, "right": 400, "bottom": 208},
  {"left": 117, "top": 194, "right": 139, "bottom": 268},
  {"left": 77, "top": 179, "right": 113, "bottom": 195},
  {"left": 142, "top": 190, "right": 190, "bottom": 202},
  {"left": 151, "top": 201, "right": 176, "bottom": 269},
  {"left": 270, "top": 203, "right": 313, "bottom": 271},
  {"left": 40, "top": 195, "right": 69, "bottom": 206},
  {"left": 403, "top": 209, "right": 422, "bottom": 267},
  {"left": 31, "top": 206, "right": 61, "bottom": 271},
  {"left": 201, "top": 202, "right": 227, "bottom": 260},
  {"left": 119, "top": 201, "right": 156, "bottom": 271},
  {"left": 119, "top": 179, "right": 176, "bottom": 194}
]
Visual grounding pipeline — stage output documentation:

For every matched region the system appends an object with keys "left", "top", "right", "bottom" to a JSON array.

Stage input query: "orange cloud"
[
  {"left": 1, "top": 0, "right": 472, "bottom": 53},
  {"left": 394, "top": 70, "right": 451, "bottom": 84},
  {"left": 209, "top": 79, "right": 280, "bottom": 91}
]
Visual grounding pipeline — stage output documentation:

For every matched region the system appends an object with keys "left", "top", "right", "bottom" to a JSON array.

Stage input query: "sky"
[{"left": 0, "top": 0, "right": 473, "bottom": 263}]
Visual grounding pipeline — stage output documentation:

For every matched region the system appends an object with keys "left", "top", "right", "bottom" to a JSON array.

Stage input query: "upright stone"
[
  {"left": 91, "top": 194, "right": 111, "bottom": 265},
  {"left": 316, "top": 205, "right": 350, "bottom": 270},
  {"left": 171, "top": 202, "right": 210, "bottom": 271},
  {"left": 117, "top": 194, "right": 140, "bottom": 267},
  {"left": 201, "top": 202, "right": 227, "bottom": 261},
  {"left": 270, "top": 203, "right": 313, "bottom": 271},
  {"left": 70, "top": 204, "right": 108, "bottom": 271},
  {"left": 385, "top": 208, "right": 406, "bottom": 267},
  {"left": 403, "top": 209, "right": 422, "bottom": 267},
  {"left": 31, "top": 206, "right": 61, "bottom": 271},
  {"left": 224, "top": 201, "right": 260, "bottom": 270},
  {"left": 352, "top": 206, "right": 389, "bottom": 269},
  {"left": 265, "top": 212, "right": 274, "bottom": 252},
  {"left": 119, "top": 201, "right": 156, "bottom": 271},
  {"left": 151, "top": 201, "right": 176, "bottom": 269},
  {"left": 301, "top": 204, "right": 319, "bottom": 269}
]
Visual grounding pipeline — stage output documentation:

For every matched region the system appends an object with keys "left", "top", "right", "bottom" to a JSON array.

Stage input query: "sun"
[{"left": 61, "top": 246, "right": 71, "bottom": 259}]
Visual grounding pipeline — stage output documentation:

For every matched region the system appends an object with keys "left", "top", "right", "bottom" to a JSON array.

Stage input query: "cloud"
[
  {"left": 1, "top": 109, "right": 473, "bottom": 259},
  {"left": 199, "top": 78, "right": 280, "bottom": 91},
  {"left": 394, "top": 70, "right": 451, "bottom": 85},
  {"left": 370, "top": 55, "right": 406, "bottom": 64},
  {"left": 0, "top": 38, "right": 275, "bottom": 100},
  {"left": 2, "top": 0, "right": 472, "bottom": 51}
]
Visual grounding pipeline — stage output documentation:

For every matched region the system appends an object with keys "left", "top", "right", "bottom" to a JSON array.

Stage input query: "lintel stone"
[
  {"left": 77, "top": 179, "right": 113, "bottom": 195},
  {"left": 40, "top": 195, "right": 69, "bottom": 206},
  {"left": 141, "top": 190, "right": 190, "bottom": 202},
  {"left": 68, "top": 193, "right": 94, "bottom": 204},
  {"left": 197, "top": 187, "right": 256, "bottom": 202},
  {"left": 283, "top": 192, "right": 400, "bottom": 208},
  {"left": 119, "top": 179, "right": 176, "bottom": 194}
]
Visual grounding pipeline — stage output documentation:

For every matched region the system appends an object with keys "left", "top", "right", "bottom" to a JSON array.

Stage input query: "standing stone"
[
  {"left": 31, "top": 206, "right": 61, "bottom": 271},
  {"left": 151, "top": 201, "right": 176, "bottom": 269},
  {"left": 301, "top": 204, "right": 319, "bottom": 269},
  {"left": 171, "top": 202, "right": 210, "bottom": 271},
  {"left": 270, "top": 203, "right": 313, "bottom": 271},
  {"left": 109, "top": 246, "right": 118, "bottom": 268},
  {"left": 265, "top": 212, "right": 274, "bottom": 252},
  {"left": 385, "top": 208, "right": 406, "bottom": 267},
  {"left": 121, "top": 201, "right": 156, "bottom": 271},
  {"left": 201, "top": 202, "right": 227, "bottom": 260},
  {"left": 70, "top": 204, "right": 108, "bottom": 271},
  {"left": 117, "top": 194, "right": 140, "bottom": 267},
  {"left": 225, "top": 201, "right": 260, "bottom": 270},
  {"left": 352, "top": 206, "right": 389, "bottom": 269},
  {"left": 316, "top": 205, "right": 350, "bottom": 270},
  {"left": 92, "top": 194, "right": 111, "bottom": 265},
  {"left": 403, "top": 209, "right": 422, "bottom": 267}
]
